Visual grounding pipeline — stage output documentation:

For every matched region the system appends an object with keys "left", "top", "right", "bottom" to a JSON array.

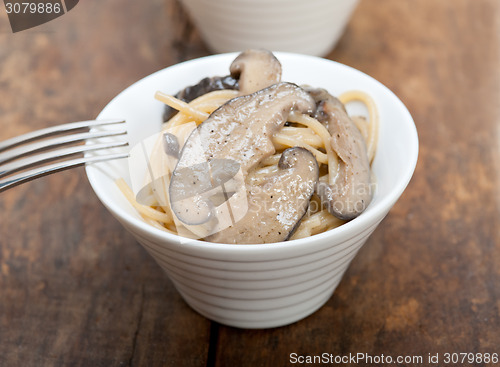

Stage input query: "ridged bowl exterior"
[{"left": 123, "top": 218, "right": 383, "bottom": 328}]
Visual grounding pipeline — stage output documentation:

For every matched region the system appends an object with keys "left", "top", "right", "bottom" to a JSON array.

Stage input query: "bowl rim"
[{"left": 86, "top": 52, "right": 419, "bottom": 256}]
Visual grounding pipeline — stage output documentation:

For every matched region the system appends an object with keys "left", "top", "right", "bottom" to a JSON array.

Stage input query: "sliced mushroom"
[
  {"left": 169, "top": 82, "right": 316, "bottom": 230},
  {"left": 163, "top": 75, "right": 239, "bottom": 121},
  {"left": 308, "top": 88, "right": 372, "bottom": 220},
  {"left": 163, "top": 49, "right": 282, "bottom": 121},
  {"left": 163, "top": 132, "right": 180, "bottom": 158},
  {"left": 207, "top": 147, "right": 319, "bottom": 244},
  {"left": 177, "top": 75, "right": 238, "bottom": 102},
  {"left": 229, "top": 49, "right": 282, "bottom": 95}
]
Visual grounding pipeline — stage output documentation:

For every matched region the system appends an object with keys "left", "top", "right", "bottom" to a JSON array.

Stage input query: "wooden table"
[{"left": 1, "top": 0, "right": 499, "bottom": 366}]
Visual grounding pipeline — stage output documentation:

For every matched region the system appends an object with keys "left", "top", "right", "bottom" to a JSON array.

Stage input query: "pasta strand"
[{"left": 339, "top": 90, "right": 379, "bottom": 162}]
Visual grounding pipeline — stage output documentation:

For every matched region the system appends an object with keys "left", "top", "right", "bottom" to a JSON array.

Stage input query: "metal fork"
[{"left": 0, "top": 119, "right": 128, "bottom": 193}]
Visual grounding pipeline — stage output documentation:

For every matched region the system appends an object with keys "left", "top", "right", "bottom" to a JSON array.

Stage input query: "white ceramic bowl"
[
  {"left": 86, "top": 52, "right": 418, "bottom": 329},
  {"left": 179, "top": 0, "right": 360, "bottom": 56}
]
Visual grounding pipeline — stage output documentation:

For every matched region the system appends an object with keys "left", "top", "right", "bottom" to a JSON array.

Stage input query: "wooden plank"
[
  {"left": 0, "top": 0, "right": 212, "bottom": 366},
  {"left": 214, "top": 0, "right": 500, "bottom": 365},
  {"left": 1, "top": 0, "right": 500, "bottom": 365}
]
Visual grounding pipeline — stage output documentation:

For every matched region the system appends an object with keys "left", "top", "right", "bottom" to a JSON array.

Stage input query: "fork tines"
[{"left": 0, "top": 119, "right": 128, "bottom": 193}]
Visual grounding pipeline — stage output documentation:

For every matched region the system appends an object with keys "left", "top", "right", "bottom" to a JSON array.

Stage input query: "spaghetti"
[
  {"left": 117, "top": 87, "right": 378, "bottom": 241},
  {"left": 117, "top": 59, "right": 379, "bottom": 243}
]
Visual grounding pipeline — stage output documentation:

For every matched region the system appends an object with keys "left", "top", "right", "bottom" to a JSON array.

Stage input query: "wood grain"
[{"left": 0, "top": 0, "right": 499, "bottom": 366}]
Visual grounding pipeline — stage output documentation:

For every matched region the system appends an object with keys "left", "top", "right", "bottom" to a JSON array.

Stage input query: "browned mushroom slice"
[
  {"left": 207, "top": 147, "right": 319, "bottom": 244},
  {"left": 308, "top": 88, "right": 372, "bottom": 220},
  {"left": 229, "top": 49, "right": 282, "bottom": 95},
  {"left": 169, "top": 82, "right": 316, "bottom": 228},
  {"left": 163, "top": 75, "right": 238, "bottom": 121}
]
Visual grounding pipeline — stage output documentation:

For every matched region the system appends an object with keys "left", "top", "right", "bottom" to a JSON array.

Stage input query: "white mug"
[{"left": 179, "top": 0, "right": 360, "bottom": 56}]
